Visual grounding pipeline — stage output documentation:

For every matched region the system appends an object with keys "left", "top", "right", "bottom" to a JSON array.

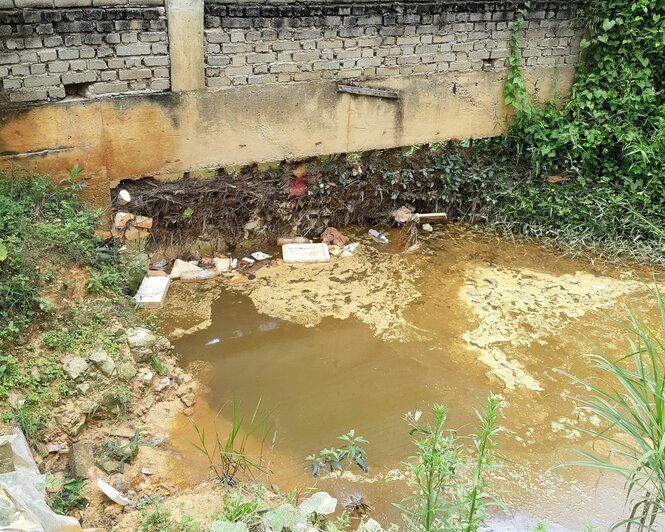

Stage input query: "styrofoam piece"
[
  {"left": 170, "top": 259, "right": 201, "bottom": 279},
  {"left": 133, "top": 276, "right": 170, "bottom": 307},
  {"left": 97, "top": 478, "right": 131, "bottom": 506},
  {"left": 213, "top": 257, "right": 232, "bottom": 273},
  {"left": 282, "top": 243, "right": 330, "bottom": 263}
]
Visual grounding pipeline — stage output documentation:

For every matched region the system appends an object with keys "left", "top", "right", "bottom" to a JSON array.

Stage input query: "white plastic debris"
[
  {"left": 422, "top": 223, "right": 433, "bottom": 232},
  {"left": 341, "top": 242, "right": 359, "bottom": 257},
  {"left": 0, "top": 429, "right": 82, "bottom": 531},
  {"left": 117, "top": 189, "right": 131, "bottom": 206},
  {"left": 134, "top": 276, "right": 170, "bottom": 307},
  {"left": 181, "top": 269, "right": 219, "bottom": 282},
  {"left": 96, "top": 478, "right": 131, "bottom": 506},
  {"left": 282, "top": 243, "right": 330, "bottom": 263},
  {"left": 241, "top": 257, "right": 255, "bottom": 265},
  {"left": 213, "top": 257, "right": 232, "bottom": 273},
  {"left": 251, "top": 251, "right": 270, "bottom": 261}
]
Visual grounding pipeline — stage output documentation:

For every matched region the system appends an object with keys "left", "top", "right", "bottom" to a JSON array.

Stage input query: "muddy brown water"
[{"left": 155, "top": 226, "right": 662, "bottom": 531}]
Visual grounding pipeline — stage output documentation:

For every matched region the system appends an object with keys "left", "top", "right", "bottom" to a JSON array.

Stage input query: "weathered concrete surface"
[
  {"left": 166, "top": 0, "right": 205, "bottom": 92},
  {"left": 0, "top": 67, "right": 574, "bottom": 207}
]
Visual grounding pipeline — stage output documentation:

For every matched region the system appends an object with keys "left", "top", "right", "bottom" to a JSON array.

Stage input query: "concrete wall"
[{"left": 0, "top": 0, "right": 582, "bottom": 208}]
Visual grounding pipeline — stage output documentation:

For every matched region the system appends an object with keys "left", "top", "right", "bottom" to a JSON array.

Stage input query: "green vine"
[
  {"left": 503, "top": 1, "right": 532, "bottom": 113},
  {"left": 501, "top": 0, "right": 665, "bottom": 252}
]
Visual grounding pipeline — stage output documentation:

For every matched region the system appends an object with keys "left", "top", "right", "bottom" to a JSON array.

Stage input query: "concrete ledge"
[{"left": 0, "top": 67, "right": 574, "bottom": 207}]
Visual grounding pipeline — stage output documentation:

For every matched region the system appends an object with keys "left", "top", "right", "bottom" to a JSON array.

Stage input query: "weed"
[
  {"left": 191, "top": 399, "right": 271, "bottom": 485},
  {"left": 48, "top": 478, "right": 89, "bottom": 515},
  {"left": 395, "top": 396, "right": 501, "bottom": 532},
  {"left": 305, "top": 429, "right": 369, "bottom": 478},
  {"left": 220, "top": 490, "right": 260, "bottom": 524},
  {"left": 562, "top": 286, "right": 665, "bottom": 530},
  {"left": 98, "top": 428, "right": 144, "bottom": 472},
  {"left": 150, "top": 354, "right": 168, "bottom": 376}
]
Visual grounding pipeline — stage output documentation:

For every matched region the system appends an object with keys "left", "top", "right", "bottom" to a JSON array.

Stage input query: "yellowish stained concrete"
[{"left": 0, "top": 67, "right": 574, "bottom": 207}]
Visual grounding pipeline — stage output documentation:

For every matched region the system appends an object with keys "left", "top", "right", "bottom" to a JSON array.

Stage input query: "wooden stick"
[{"left": 337, "top": 84, "right": 400, "bottom": 99}]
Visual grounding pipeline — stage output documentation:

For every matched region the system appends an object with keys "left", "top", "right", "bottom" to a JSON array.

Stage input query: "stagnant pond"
[{"left": 155, "top": 226, "right": 661, "bottom": 530}]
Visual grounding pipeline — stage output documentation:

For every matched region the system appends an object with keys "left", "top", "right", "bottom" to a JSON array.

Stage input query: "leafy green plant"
[
  {"left": 150, "top": 354, "right": 168, "bottom": 376},
  {"left": 562, "top": 286, "right": 665, "bottom": 530},
  {"left": 191, "top": 399, "right": 270, "bottom": 485},
  {"left": 219, "top": 490, "right": 261, "bottom": 524},
  {"left": 396, "top": 396, "right": 501, "bottom": 532},
  {"left": 305, "top": 429, "right": 369, "bottom": 478},
  {"left": 85, "top": 268, "right": 121, "bottom": 293},
  {"left": 48, "top": 478, "right": 89, "bottom": 515},
  {"left": 98, "top": 428, "right": 144, "bottom": 472}
]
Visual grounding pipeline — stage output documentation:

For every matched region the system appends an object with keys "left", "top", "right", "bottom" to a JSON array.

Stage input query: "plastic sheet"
[{"left": 0, "top": 429, "right": 81, "bottom": 531}]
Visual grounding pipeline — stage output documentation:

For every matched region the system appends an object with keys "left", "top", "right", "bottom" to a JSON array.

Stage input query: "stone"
[
  {"left": 126, "top": 328, "right": 157, "bottom": 363},
  {"left": 141, "top": 371, "right": 154, "bottom": 385},
  {"left": 68, "top": 442, "right": 94, "bottom": 479},
  {"left": 89, "top": 349, "right": 116, "bottom": 376},
  {"left": 117, "top": 362, "right": 138, "bottom": 381},
  {"left": 63, "top": 356, "right": 89, "bottom": 380},
  {"left": 96, "top": 457, "right": 120, "bottom": 474},
  {"left": 0, "top": 441, "right": 14, "bottom": 473},
  {"left": 154, "top": 376, "right": 170, "bottom": 392},
  {"left": 114, "top": 211, "right": 134, "bottom": 229},
  {"left": 181, "top": 393, "right": 196, "bottom": 407}
]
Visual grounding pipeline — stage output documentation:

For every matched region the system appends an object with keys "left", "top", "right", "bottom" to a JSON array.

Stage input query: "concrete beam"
[{"left": 166, "top": 0, "right": 204, "bottom": 92}]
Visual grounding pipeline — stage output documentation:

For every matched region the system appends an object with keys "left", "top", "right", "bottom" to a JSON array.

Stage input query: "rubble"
[
  {"left": 89, "top": 349, "right": 116, "bottom": 377},
  {"left": 63, "top": 356, "right": 89, "bottom": 381},
  {"left": 321, "top": 227, "right": 349, "bottom": 247},
  {"left": 134, "top": 276, "right": 171, "bottom": 307},
  {"left": 169, "top": 259, "right": 202, "bottom": 279}
]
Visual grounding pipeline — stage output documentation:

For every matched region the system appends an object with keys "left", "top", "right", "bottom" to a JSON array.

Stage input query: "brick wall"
[
  {"left": 0, "top": 1, "right": 169, "bottom": 103},
  {"left": 203, "top": 1, "right": 580, "bottom": 88}
]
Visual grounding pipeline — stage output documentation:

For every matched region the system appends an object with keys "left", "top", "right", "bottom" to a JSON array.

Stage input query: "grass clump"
[{"left": 565, "top": 287, "right": 665, "bottom": 530}]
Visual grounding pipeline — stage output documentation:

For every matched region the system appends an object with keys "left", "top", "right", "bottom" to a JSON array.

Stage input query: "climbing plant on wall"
[{"left": 502, "top": 0, "right": 665, "bottom": 250}]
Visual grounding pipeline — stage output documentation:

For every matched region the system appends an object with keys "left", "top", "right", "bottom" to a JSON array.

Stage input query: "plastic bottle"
[{"left": 368, "top": 229, "right": 389, "bottom": 243}]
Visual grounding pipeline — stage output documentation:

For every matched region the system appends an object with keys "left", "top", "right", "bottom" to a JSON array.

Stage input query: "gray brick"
[
  {"left": 0, "top": 53, "right": 20, "bottom": 65},
  {"left": 0, "top": 66, "right": 8, "bottom": 78},
  {"left": 11, "top": 64, "right": 30, "bottom": 76},
  {"left": 69, "top": 59, "right": 87, "bottom": 71},
  {"left": 121, "top": 32, "right": 138, "bottom": 44},
  {"left": 118, "top": 68, "right": 151, "bottom": 80},
  {"left": 87, "top": 81, "right": 129, "bottom": 95},
  {"left": 23, "top": 75, "right": 61, "bottom": 88},
  {"left": 268, "top": 62, "right": 297, "bottom": 74},
  {"left": 30, "top": 64, "right": 46, "bottom": 75},
  {"left": 61, "top": 71, "right": 96, "bottom": 84},
  {"left": 149, "top": 78, "right": 170, "bottom": 91},
  {"left": 206, "top": 30, "right": 230, "bottom": 44},
  {"left": 143, "top": 56, "right": 168, "bottom": 67},
  {"left": 37, "top": 49, "right": 57, "bottom": 61},
  {"left": 139, "top": 32, "right": 166, "bottom": 42},
  {"left": 208, "top": 55, "right": 231, "bottom": 67},
  {"left": 58, "top": 48, "right": 79, "bottom": 60},
  {"left": 87, "top": 59, "right": 107, "bottom": 70},
  {"left": 105, "top": 34, "right": 121, "bottom": 45},
  {"left": 48, "top": 61, "right": 70, "bottom": 73},
  {"left": 43, "top": 36, "right": 63, "bottom": 47},
  {"left": 25, "top": 37, "right": 43, "bottom": 49},
  {"left": 54, "top": 0, "right": 91, "bottom": 5},
  {"left": 151, "top": 43, "right": 168, "bottom": 55},
  {"left": 222, "top": 43, "right": 251, "bottom": 54},
  {"left": 152, "top": 67, "right": 168, "bottom": 78},
  {"left": 6, "top": 39, "right": 25, "bottom": 51},
  {"left": 100, "top": 71, "right": 117, "bottom": 81},
  {"left": 248, "top": 74, "right": 277, "bottom": 85},
  {"left": 107, "top": 58, "right": 124, "bottom": 68},
  {"left": 10, "top": 89, "right": 49, "bottom": 102},
  {"left": 80, "top": 48, "right": 95, "bottom": 59},
  {"left": 246, "top": 52, "right": 276, "bottom": 64},
  {"left": 272, "top": 41, "right": 300, "bottom": 52},
  {"left": 224, "top": 65, "right": 252, "bottom": 76},
  {"left": 48, "top": 86, "right": 65, "bottom": 99},
  {"left": 3, "top": 79, "right": 22, "bottom": 90},
  {"left": 312, "top": 60, "right": 339, "bottom": 71},
  {"left": 15, "top": 0, "right": 53, "bottom": 7},
  {"left": 116, "top": 44, "right": 151, "bottom": 56}
]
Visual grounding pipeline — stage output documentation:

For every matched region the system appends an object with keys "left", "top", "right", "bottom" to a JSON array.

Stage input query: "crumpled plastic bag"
[{"left": 0, "top": 429, "right": 81, "bottom": 531}]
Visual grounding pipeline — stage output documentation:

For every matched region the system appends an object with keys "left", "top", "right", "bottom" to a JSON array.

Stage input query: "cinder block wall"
[
  {"left": 203, "top": 0, "right": 580, "bottom": 88},
  {"left": 0, "top": 1, "right": 170, "bottom": 103}
]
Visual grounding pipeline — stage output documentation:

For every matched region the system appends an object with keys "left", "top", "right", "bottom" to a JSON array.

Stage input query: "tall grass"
[
  {"left": 564, "top": 286, "right": 665, "bottom": 530},
  {"left": 395, "top": 395, "right": 501, "bottom": 531},
  {"left": 191, "top": 399, "right": 271, "bottom": 486}
]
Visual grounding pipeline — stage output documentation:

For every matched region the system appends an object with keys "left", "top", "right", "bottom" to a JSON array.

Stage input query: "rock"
[
  {"left": 114, "top": 212, "right": 134, "bottom": 230},
  {"left": 141, "top": 468, "right": 153, "bottom": 476},
  {"left": 124, "top": 226, "right": 150, "bottom": 241},
  {"left": 77, "top": 383, "right": 91, "bottom": 394},
  {"left": 117, "top": 251, "right": 149, "bottom": 293},
  {"left": 126, "top": 327, "right": 158, "bottom": 363},
  {"left": 133, "top": 215, "right": 153, "bottom": 230},
  {"left": 63, "top": 356, "right": 89, "bottom": 380},
  {"left": 155, "top": 377, "right": 170, "bottom": 392},
  {"left": 68, "top": 443, "right": 94, "bottom": 479},
  {"left": 46, "top": 443, "right": 65, "bottom": 454},
  {"left": 422, "top": 223, "right": 433, "bottom": 232},
  {"left": 97, "top": 457, "right": 120, "bottom": 475},
  {"left": 117, "top": 362, "right": 138, "bottom": 381},
  {"left": 30, "top": 368, "right": 40, "bottom": 382},
  {"left": 0, "top": 441, "right": 14, "bottom": 473},
  {"left": 320, "top": 227, "right": 349, "bottom": 247},
  {"left": 70, "top": 415, "right": 87, "bottom": 437},
  {"left": 393, "top": 206, "right": 415, "bottom": 223},
  {"left": 140, "top": 371, "right": 154, "bottom": 385},
  {"left": 155, "top": 337, "right": 172, "bottom": 353},
  {"left": 111, "top": 476, "right": 130, "bottom": 493},
  {"left": 181, "top": 393, "right": 196, "bottom": 407},
  {"left": 89, "top": 349, "right": 116, "bottom": 377},
  {"left": 100, "top": 391, "right": 122, "bottom": 411}
]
